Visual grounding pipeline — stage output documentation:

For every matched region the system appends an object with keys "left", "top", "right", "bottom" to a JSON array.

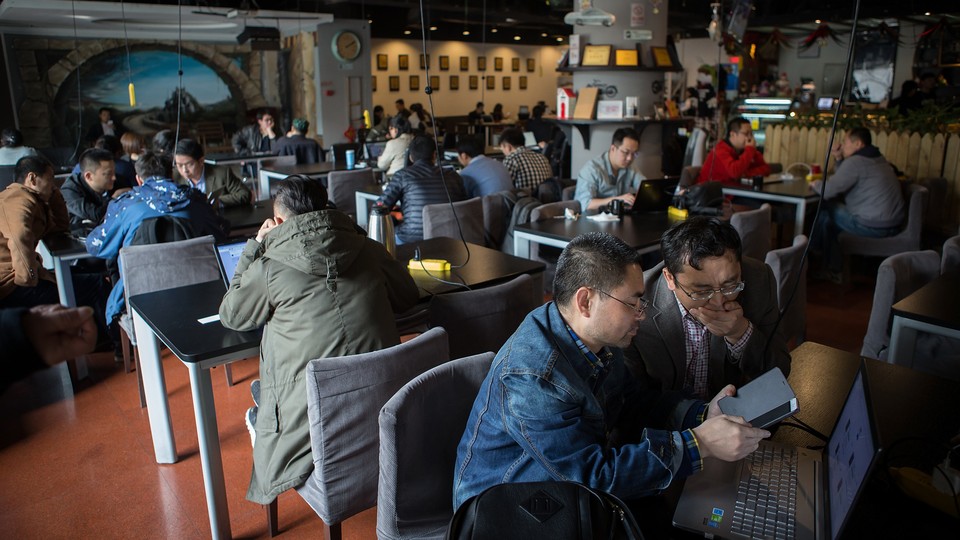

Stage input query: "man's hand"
[
  {"left": 21, "top": 305, "right": 97, "bottom": 366},
  {"left": 707, "top": 384, "right": 736, "bottom": 419},
  {"left": 256, "top": 218, "right": 278, "bottom": 243},
  {"left": 830, "top": 141, "right": 843, "bottom": 161},
  {"left": 693, "top": 414, "right": 770, "bottom": 461},
  {"left": 745, "top": 133, "right": 757, "bottom": 147},
  {"left": 111, "top": 187, "right": 132, "bottom": 198},
  {"left": 690, "top": 301, "right": 750, "bottom": 342},
  {"left": 618, "top": 193, "right": 636, "bottom": 206}
]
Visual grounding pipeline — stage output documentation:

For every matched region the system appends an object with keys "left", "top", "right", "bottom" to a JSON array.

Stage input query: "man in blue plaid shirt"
[{"left": 498, "top": 127, "right": 553, "bottom": 192}]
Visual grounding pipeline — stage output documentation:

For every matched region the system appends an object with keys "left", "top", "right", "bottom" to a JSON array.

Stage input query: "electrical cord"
[
  {"left": 68, "top": 0, "right": 83, "bottom": 164},
  {"left": 174, "top": 0, "right": 184, "bottom": 150},
  {"left": 777, "top": 417, "right": 829, "bottom": 443},
  {"left": 878, "top": 436, "right": 960, "bottom": 519},
  {"left": 412, "top": 247, "right": 471, "bottom": 291}
]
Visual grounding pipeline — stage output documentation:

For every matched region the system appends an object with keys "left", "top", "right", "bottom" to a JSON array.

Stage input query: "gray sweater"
[{"left": 819, "top": 146, "right": 904, "bottom": 228}]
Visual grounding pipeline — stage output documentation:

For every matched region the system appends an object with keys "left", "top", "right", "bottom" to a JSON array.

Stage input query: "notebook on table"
[
  {"left": 673, "top": 363, "right": 881, "bottom": 540},
  {"left": 630, "top": 178, "right": 680, "bottom": 213},
  {"left": 215, "top": 239, "right": 248, "bottom": 285}
]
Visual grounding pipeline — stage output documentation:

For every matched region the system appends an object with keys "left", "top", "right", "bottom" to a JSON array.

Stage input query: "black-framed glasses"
[
  {"left": 615, "top": 146, "right": 640, "bottom": 160},
  {"left": 674, "top": 280, "right": 745, "bottom": 302},
  {"left": 592, "top": 288, "right": 649, "bottom": 316}
]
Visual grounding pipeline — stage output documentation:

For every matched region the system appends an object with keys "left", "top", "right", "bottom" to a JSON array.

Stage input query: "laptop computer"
[
  {"left": 523, "top": 131, "right": 539, "bottom": 149},
  {"left": 215, "top": 239, "right": 248, "bottom": 286},
  {"left": 630, "top": 178, "right": 680, "bottom": 213},
  {"left": 673, "top": 363, "right": 881, "bottom": 540},
  {"left": 365, "top": 141, "right": 387, "bottom": 161}
]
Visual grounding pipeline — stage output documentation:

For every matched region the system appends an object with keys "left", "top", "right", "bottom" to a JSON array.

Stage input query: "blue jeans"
[{"left": 813, "top": 202, "right": 902, "bottom": 272}]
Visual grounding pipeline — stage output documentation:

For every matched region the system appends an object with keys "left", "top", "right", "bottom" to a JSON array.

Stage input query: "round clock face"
[{"left": 333, "top": 30, "right": 361, "bottom": 63}]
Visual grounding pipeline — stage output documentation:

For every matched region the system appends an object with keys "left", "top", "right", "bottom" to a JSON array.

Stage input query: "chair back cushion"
[
  {"left": 942, "top": 235, "right": 960, "bottom": 275},
  {"left": 377, "top": 352, "right": 495, "bottom": 540},
  {"left": 764, "top": 235, "right": 808, "bottom": 345},
  {"left": 428, "top": 274, "right": 538, "bottom": 359},
  {"left": 327, "top": 168, "right": 378, "bottom": 216},
  {"left": 731, "top": 203, "right": 772, "bottom": 261},
  {"left": 422, "top": 197, "right": 485, "bottom": 244},
  {"left": 839, "top": 183, "right": 927, "bottom": 257},
  {"left": 119, "top": 235, "right": 219, "bottom": 301},
  {"left": 861, "top": 250, "right": 940, "bottom": 359},
  {"left": 297, "top": 327, "right": 450, "bottom": 525}
]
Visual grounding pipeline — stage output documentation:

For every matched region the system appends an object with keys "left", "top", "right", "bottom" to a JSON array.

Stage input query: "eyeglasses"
[
  {"left": 737, "top": 130, "right": 753, "bottom": 136},
  {"left": 674, "top": 280, "right": 745, "bottom": 302},
  {"left": 592, "top": 288, "right": 649, "bottom": 316},
  {"left": 615, "top": 146, "right": 640, "bottom": 160}
]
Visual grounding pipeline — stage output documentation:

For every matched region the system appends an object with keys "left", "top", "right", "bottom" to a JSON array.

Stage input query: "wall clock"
[{"left": 332, "top": 30, "right": 362, "bottom": 63}]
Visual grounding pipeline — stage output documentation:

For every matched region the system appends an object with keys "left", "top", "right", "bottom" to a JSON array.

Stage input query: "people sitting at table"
[
  {"left": 1, "top": 304, "right": 97, "bottom": 393},
  {"left": 368, "top": 105, "right": 390, "bottom": 140},
  {"left": 232, "top": 109, "right": 278, "bottom": 155},
  {"left": 120, "top": 132, "right": 146, "bottom": 164},
  {"left": 499, "top": 127, "right": 553, "bottom": 192},
  {"left": 62, "top": 148, "right": 118, "bottom": 235},
  {"left": 86, "top": 107, "right": 123, "bottom": 145},
  {"left": 491, "top": 103, "right": 506, "bottom": 123},
  {"left": 574, "top": 127, "right": 643, "bottom": 212},
  {"left": 378, "top": 115, "right": 414, "bottom": 178},
  {"left": 218, "top": 175, "right": 418, "bottom": 506},
  {"left": 467, "top": 102, "right": 486, "bottom": 123},
  {"left": 408, "top": 103, "right": 433, "bottom": 135},
  {"left": 395, "top": 98, "right": 410, "bottom": 119},
  {"left": 151, "top": 129, "right": 176, "bottom": 156},
  {"left": 70, "top": 135, "right": 136, "bottom": 192},
  {"left": 457, "top": 135, "right": 513, "bottom": 198},
  {"left": 86, "top": 151, "right": 227, "bottom": 326},
  {"left": 173, "top": 138, "right": 251, "bottom": 207},
  {"left": 809, "top": 127, "right": 904, "bottom": 280},
  {"left": 0, "top": 156, "right": 110, "bottom": 341},
  {"left": 624, "top": 217, "right": 789, "bottom": 401},
  {"left": 0, "top": 128, "right": 38, "bottom": 166},
  {"left": 274, "top": 118, "right": 321, "bottom": 165},
  {"left": 454, "top": 231, "right": 771, "bottom": 509},
  {"left": 377, "top": 135, "right": 466, "bottom": 244},
  {"left": 697, "top": 117, "right": 770, "bottom": 186},
  {"left": 524, "top": 104, "right": 553, "bottom": 148}
]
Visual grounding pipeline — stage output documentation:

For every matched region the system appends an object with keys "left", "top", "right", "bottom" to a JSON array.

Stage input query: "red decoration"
[{"left": 800, "top": 24, "right": 845, "bottom": 50}]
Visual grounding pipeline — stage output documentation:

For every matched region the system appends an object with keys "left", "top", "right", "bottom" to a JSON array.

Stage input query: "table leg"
[
  {"left": 795, "top": 200, "right": 807, "bottom": 233},
  {"left": 133, "top": 309, "right": 177, "bottom": 464},
  {"left": 52, "top": 256, "right": 88, "bottom": 380},
  {"left": 513, "top": 233, "right": 531, "bottom": 259},
  {"left": 356, "top": 192, "right": 369, "bottom": 228},
  {"left": 186, "top": 362, "right": 232, "bottom": 540},
  {"left": 888, "top": 315, "right": 917, "bottom": 367},
  {"left": 257, "top": 170, "right": 270, "bottom": 202}
]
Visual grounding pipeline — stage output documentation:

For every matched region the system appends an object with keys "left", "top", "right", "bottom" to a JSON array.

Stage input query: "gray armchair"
[
  {"left": 293, "top": 327, "right": 451, "bottom": 539},
  {"left": 377, "top": 352, "right": 495, "bottom": 540},
  {"left": 942, "top": 235, "right": 960, "bottom": 275},
  {"left": 764, "top": 235, "right": 808, "bottom": 347},
  {"left": 731, "top": 203, "right": 772, "bottom": 261},
  {"left": 327, "top": 168, "right": 379, "bottom": 218},
  {"left": 838, "top": 183, "right": 928, "bottom": 258},
  {"left": 423, "top": 197, "right": 485, "bottom": 245},
  {"left": 427, "top": 274, "right": 539, "bottom": 359}
]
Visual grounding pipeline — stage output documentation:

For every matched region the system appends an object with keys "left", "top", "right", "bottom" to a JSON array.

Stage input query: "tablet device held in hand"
[{"left": 718, "top": 367, "right": 798, "bottom": 428}]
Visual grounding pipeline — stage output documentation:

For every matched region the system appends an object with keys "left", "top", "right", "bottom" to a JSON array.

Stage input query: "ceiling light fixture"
[
  {"left": 513, "top": 35, "right": 521, "bottom": 41},
  {"left": 403, "top": 29, "right": 412, "bottom": 35},
  {"left": 815, "top": 19, "right": 822, "bottom": 24},
  {"left": 491, "top": 27, "right": 498, "bottom": 33},
  {"left": 429, "top": 25, "right": 438, "bottom": 31},
  {"left": 707, "top": 3, "right": 722, "bottom": 42},
  {"left": 556, "top": 36, "right": 563, "bottom": 42}
]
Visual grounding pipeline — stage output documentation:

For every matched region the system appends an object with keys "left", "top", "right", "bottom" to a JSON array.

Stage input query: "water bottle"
[
  {"left": 367, "top": 205, "right": 396, "bottom": 257},
  {"left": 345, "top": 149, "right": 356, "bottom": 170}
]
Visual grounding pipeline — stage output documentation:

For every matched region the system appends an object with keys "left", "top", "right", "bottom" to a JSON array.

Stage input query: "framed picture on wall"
[
  {"left": 430, "top": 75, "right": 440, "bottom": 91},
  {"left": 410, "top": 75, "right": 420, "bottom": 91},
  {"left": 502, "top": 76, "right": 511, "bottom": 90},
  {"left": 439, "top": 56, "right": 450, "bottom": 70},
  {"left": 494, "top": 57, "right": 504, "bottom": 71},
  {"left": 527, "top": 58, "right": 535, "bottom": 72},
  {"left": 372, "top": 76, "right": 377, "bottom": 91},
  {"left": 512, "top": 58, "right": 520, "bottom": 72},
  {"left": 519, "top": 76, "right": 527, "bottom": 90},
  {"left": 486, "top": 75, "right": 495, "bottom": 90},
  {"left": 389, "top": 76, "right": 400, "bottom": 91},
  {"left": 477, "top": 56, "right": 486, "bottom": 71},
  {"left": 398, "top": 55, "right": 409, "bottom": 70},
  {"left": 450, "top": 75, "right": 460, "bottom": 90},
  {"left": 469, "top": 75, "right": 479, "bottom": 89},
  {"left": 650, "top": 46, "right": 673, "bottom": 68},
  {"left": 376, "top": 54, "right": 388, "bottom": 70},
  {"left": 420, "top": 54, "right": 430, "bottom": 69},
  {"left": 460, "top": 56, "right": 469, "bottom": 71}
]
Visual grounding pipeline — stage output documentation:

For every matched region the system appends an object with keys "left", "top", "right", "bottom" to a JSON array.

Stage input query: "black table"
[
  {"left": 722, "top": 177, "right": 820, "bottom": 232},
  {"left": 889, "top": 271, "right": 960, "bottom": 366},
  {"left": 204, "top": 151, "right": 277, "bottom": 166},
  {"left": 513, "top": 211, "right": 673, "bottom": 259},
  {"left": 258, "top": 162, "right": 378, "bottom": 201},
  {"left": 221, "top": 199, "right": 275, "bottom": 235}
]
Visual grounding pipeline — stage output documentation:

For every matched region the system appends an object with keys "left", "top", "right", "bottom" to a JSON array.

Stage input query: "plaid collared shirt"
[
  {"left": 503, "top": 147, "right": 553, "bottom": 191},
  {"left": 675, "top": 295, "right": 753, "bottom": 400}
]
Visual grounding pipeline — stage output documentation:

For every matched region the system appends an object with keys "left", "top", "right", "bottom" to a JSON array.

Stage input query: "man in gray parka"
[{"left": 219, "top": 175, "right": 419, "bottom": 505}]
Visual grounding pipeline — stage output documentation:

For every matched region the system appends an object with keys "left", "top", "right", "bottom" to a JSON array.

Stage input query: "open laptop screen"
[
  {"left": 215, "top": 239, "right": 248, "bottom": 285},
  {"left": 523, "top": 131, "right": 538, "bottom": 148},
  {"left": 366, "top": 142, "right": 387, "bottom": 161},
  {"left": 825, "top": 368, "right": 876, "bottom": 539}
]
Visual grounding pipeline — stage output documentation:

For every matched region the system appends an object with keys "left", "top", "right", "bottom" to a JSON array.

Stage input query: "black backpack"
[
  {"left": 673, "top": 181, "right": 725, "bottom": 216},
  {"left": 447, "top": 481, "right": 644, "bottom": 540}
]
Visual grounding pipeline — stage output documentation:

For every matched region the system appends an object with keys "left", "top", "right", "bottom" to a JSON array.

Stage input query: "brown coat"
[{"left": 0, "top": 183, "right": 69, "bottom": 300}]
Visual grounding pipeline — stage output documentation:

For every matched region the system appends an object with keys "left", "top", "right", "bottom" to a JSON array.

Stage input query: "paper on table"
[
  {"left": 198, "top": 314, "right": 221, "bottom": 324},
  {"left": 586, "top": 213, "right": 620, "bottom": 222}
]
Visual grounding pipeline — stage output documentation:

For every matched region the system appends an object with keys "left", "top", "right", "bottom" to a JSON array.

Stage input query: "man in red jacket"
[{"left": 697, "top": 117, "right": 770, "bottom": 186}]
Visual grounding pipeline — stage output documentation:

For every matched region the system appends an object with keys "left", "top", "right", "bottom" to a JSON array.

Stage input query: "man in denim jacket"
[{"left": 454, "top": 232, "right": 770, "bottom": 508}]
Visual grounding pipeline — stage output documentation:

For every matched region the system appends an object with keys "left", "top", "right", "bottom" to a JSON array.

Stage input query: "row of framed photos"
[
  {"left": 376, "top": 53, "right": 536, "bottom": 73},
  {"left": 372, "top": 75, "right": 530, "bottom": 92}
]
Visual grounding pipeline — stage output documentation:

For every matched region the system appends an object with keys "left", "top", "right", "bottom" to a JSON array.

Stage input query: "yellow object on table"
[
  {"left": 889, "top": 466, "right": 960, "bottom": 518},
  {"left": 408, "top": 258, "right": 450, "bottom": 271}
]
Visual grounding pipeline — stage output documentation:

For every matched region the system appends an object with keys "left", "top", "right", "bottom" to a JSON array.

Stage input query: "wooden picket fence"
[{"left": 763, "top": 124, "right": 960, "bottom": 231}]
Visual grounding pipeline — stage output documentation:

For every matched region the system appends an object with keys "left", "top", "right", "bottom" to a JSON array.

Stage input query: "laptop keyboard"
[{"left": 731, "top": 445, "right": 798, "bottom": 539}]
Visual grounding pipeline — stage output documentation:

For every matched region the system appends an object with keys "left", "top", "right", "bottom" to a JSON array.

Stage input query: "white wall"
[
  {"left": 315, "top": 20, "right": 373, "bottom": 144},
  {"left": 369, "top": 39, "right": 564, "bottom": 119}
]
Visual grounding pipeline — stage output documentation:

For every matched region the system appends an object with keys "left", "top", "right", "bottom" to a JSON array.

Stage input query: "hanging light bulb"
[{"left": 707, "top": 3, "right": 722, "bottom": 42}]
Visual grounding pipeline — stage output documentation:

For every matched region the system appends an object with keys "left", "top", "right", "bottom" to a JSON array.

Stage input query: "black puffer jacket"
[{"left": 377, "top": 159, "right": 466, "bottom": 243}]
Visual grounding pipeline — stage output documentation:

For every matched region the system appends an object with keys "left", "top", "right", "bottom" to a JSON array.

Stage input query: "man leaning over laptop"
[
  {"left": 574, "top": 127, "right": 644, "bottom": 212},
  {"left": 454, "top": 232, "right": 770, "bottom": 509},
  {"left": 624, "top": 217, "right": 790, "bottom": 402}
]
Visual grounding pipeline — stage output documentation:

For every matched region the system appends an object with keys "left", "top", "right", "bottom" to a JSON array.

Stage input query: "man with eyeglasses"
[
  {"left": 454, "top": 231, "right": 771, "bottom": 509},
  {"left": 574, "top": 127, "right": 644, "bottom": 212},
  {"left": 173, "top": 138, "right": 251, "bottom": 208},
  {"left": 696, "top": 117, "right": 771, "bottom": 186},
  {"left": 625, "top": 217, "right": 789, "bottom": 401}
]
